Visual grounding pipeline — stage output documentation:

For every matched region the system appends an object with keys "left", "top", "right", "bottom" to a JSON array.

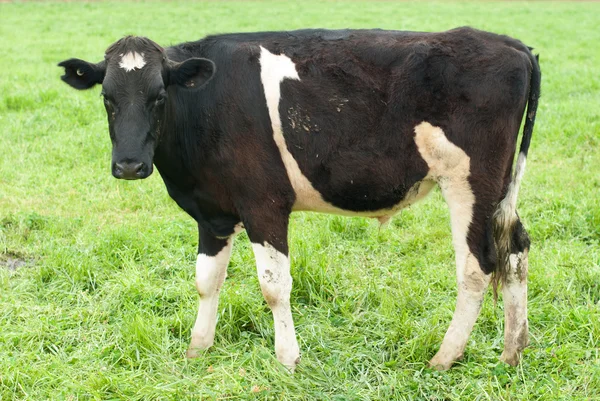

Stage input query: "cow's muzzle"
[{"left": 112, "top": 161, "right": 151, "bottom": 180}]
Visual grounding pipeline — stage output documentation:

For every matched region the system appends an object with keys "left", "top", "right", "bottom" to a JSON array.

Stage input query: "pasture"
[{"left": 1, "top": 0, "right": 599, "bottom": 399}]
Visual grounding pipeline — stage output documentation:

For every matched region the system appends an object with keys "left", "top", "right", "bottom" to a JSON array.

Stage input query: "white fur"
[
  {"left": 414, "top": 121, "right": 490, "bottom": 370},
  {"left": 258, "top": 47, "right": 434, "bottom": 221},
  {"left": 187, "top": 238, "right": 233, "bottom": 357},
  {"left": 496, "top": 151, "right": 527, "bottom": 230},
  {"left": 500, "top": 251, "right": 529, "bottom": 365},
  {"left": 258, "top": 46, "right": 320, "bottom": 212},
  {"left": 119, "top": 51, "right": 146, "bottom": 72},
  {"left": 251, "top": 241, "right": 300, "bottom": 371}
]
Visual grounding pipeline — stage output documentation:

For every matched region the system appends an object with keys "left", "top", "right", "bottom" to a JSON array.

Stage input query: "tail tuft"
[{"left": 491, "top": 153, "right": 526, "bottom": 298}]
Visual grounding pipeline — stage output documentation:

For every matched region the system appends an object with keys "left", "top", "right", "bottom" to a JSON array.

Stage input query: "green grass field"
[{"left": 1, "top": 1, "right": 599, "bottom": 399}]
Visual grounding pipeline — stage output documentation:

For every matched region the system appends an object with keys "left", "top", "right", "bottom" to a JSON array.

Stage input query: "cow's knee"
[
  {"left": 254, "top": 245, "right": 292, "bottom": 307},
  {"left": 195, "top": 254, "right": 227, "bottom": 297}
]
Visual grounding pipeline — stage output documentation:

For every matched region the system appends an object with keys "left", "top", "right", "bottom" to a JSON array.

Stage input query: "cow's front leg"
[
  {"left": 186, "top": 228, "right": 234, "bottom": 358},
  {"left": 246, "top": 213, "right": 300, "bottom": 371}
]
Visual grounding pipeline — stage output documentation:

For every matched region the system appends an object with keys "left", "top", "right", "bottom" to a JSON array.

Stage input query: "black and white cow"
[{"left": 59, "top": 27, "right": 540, "bottom": 371}]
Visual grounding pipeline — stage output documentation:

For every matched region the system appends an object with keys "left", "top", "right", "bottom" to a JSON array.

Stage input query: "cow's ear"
[
  {"left": 168, "top": 58, "right": 215, "bottom": 89},
  {"left": 58, "top": 58, "right": 106, "bottom": 90}
]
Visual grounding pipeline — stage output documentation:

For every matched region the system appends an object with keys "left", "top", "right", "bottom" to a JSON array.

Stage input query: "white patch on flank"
[
  {"left": 187, "top": 238, "right": 234, "bottom": 358},
  {"left": 414, "top": 122, "right": 475, "bottom": 268},
  {"left": 258, "top": 46, "right": 434, "bottom": 221},
  {"left": 258, "top": 46, "right": 317, "bottom": 211},
  {"left": 414, "top": 121, "right": 490, "bottom": 370},
  {"left": 251, "top": 241, "right": 300, "bottom": 371},
  {"left": 119, "top": 51, "right": 146, "bottom": 72},
  {"left": 500, "top": 250, "right": 529, "bottom": 366}
]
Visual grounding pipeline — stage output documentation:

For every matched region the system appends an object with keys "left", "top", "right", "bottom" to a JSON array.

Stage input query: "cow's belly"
[{"left": 291, "top": 177, "right": 436, "bottom": 219}]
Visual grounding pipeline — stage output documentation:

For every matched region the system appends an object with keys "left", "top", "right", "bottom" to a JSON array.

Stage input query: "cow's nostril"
[
  {"left": 134, "top": 163, "right": 144, "bottom": 174},
  {"left": 114, "top": 163, "right": 125, "bottom": 178}
]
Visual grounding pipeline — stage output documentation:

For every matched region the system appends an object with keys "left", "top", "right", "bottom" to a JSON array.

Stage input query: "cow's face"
[{"left": 59, "top": 37, "right": 215, "bottom": 180}]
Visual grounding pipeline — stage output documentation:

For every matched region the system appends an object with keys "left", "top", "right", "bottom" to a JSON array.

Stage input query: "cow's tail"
[{"left": 491, "top": 49, "right": 541, "bottom": 299}]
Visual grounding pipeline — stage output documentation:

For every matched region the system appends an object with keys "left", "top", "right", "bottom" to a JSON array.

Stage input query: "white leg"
[
  {"left": 186, "top": 237, "right": 233, "bottom": 358},
  {"left": 429, "top": 180, "right": 491, "bottom": 370},
  {"left": 414, "top": 121, "right": 491, "bottom": 370},
  {"left": 500, "top": 250, "right": 529, "bottom": 365},
  {"left": 252, "top": 242, "right": 300, "bottom": 371},
  {"left": 430, "top": 252, "right": 490, "bottom": 370}
]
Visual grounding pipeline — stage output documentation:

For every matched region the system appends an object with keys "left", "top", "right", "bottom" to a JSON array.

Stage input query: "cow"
[{"left": 58, "top": 27, "right": 540, "bottom": 371}]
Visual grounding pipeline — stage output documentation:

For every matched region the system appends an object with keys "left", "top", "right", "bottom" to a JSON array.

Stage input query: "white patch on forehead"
[
  {"left": 119, "top": 51, "right": 146, "bottom": 72},
  {"left": 259, "top": 46, "right": 434, "bottom": 220}
]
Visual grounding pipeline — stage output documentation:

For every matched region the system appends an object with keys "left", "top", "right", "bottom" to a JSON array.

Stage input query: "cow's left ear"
[
  {"left": 58, "top": 58, "right": 106, "bottom": 90},
  {"left": 168, "top": 58, "right": 215, "bottom": 89}
]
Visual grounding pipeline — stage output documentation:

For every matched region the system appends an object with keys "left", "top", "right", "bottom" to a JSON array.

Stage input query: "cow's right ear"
[
  {"left": 168, "top": 58, "right": 215, "bottom": 89},
  {"left": 58, "top": 58, "right": 106, "bottom": 90}
]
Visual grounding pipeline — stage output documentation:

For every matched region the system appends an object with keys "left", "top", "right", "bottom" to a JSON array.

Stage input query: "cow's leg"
[
  {"left": 500, "top": 219, "right": 530, "bottom": 366},
  {"left": 246, "top": 212, "right": 300, "bottom": 371},
  {"left": 186, "top": 228, "right": 233, "bottom": 358},
  {"left": 414, "top": 122, "right": 493, "bottom": 370},
  {"left": 428, "top": 178, "right": 492, "bottom": 370}
]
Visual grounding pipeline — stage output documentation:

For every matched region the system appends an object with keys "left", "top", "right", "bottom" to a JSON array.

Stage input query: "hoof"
[
  {"left": 186, "top": 347, "right": 201, "bottom": 359},
  {"left": 276, "top": 347, "right": 301, "bottom": 373},
  {"left": 428, "top": 358, "right": 453, "bottom": 371},
  {"left": 429, "top": 350, "right": 462, "bottom": 371},
  {"left": 280, "top": 355, "right": 301, "bottom": 373},
  {"left": 500, "top": 350, "right": 521, "bottom": 366},
  {"left": 186, "top": 338, "right": 213, "bottom": 359}
]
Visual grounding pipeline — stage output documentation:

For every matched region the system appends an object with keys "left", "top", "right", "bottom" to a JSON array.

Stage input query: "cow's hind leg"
[
  {"left": 497, "top": 219, "right": 530, "bottom": 366},
  {"left": 428, "top": 181, "right": 493, "bottom": 370},
  {"left": 415, "top": 122, "right": 494, "bottom": 370},
  {"left": 493, "top": 150, "right": 531, "bottom": 366},
  {"left": 187, "top": 228, "right": 234, "bottom": 358}
]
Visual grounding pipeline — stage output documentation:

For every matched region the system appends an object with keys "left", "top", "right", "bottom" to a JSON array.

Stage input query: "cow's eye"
[
  {"left": 102, "top": 94, "right": 113, "bottom": 108},
  {"left": 155, "top": 92, "right": 167, "bottom": 106}
]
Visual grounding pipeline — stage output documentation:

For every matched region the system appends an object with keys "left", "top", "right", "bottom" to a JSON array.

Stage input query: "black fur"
[
  {"left": 59, "top": 27, "right": 539, "bottom": 268},
  {"left": 57, "top": 58, "right": 105, "bottom": 89}
]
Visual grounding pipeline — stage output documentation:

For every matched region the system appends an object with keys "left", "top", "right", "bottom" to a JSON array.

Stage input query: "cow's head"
[{"left": 58, "top": 36, "right": 215, "bottom": 179}]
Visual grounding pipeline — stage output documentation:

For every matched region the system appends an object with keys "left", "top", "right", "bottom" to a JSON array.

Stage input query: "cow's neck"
[
  {"left": 152, "top": 100, "right": 236, "bottom": 224},
  {"left": 154, "top": 92, "right": 208, "bottom": 180},
  {"left": 153, "top": 119, "right": 198, "bottom": 189}
]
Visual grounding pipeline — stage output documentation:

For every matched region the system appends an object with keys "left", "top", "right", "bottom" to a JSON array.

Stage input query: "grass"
[{"left": 1, "top": 0, "right": 599, "bottom": 399}]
